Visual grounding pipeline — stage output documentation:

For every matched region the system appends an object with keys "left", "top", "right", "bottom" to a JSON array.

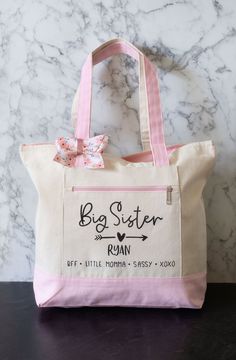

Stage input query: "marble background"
[{"left": 0, "top": 0, "right": 235, "bottom": 282}]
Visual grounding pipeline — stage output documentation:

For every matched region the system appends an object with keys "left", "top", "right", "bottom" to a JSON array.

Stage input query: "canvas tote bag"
[{"left": 19, "top": 39, "right": 215, "bottom": 308}]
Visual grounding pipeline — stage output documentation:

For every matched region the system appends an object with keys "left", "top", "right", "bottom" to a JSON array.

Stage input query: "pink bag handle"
[
  {"left": 71, "top": 45, "right": 151, "bottom": 151},
  {"left": 75, "top": 39, "right": 169, "bottom": 167}
]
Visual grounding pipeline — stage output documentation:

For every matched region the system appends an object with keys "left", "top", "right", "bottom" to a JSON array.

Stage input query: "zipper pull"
[{"left": 166, "top": 186, "right": 173, "bottom": 205}]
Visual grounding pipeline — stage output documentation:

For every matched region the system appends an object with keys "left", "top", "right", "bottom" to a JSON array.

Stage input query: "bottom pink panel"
[{"left": 33, "top": 268, "right": 207, "bottom": 309}]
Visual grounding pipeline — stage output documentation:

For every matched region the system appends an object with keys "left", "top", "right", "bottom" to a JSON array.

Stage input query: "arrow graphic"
[
  {"left": 95, "top": 235, "right": 116, "bottom": 241},
  {"left": 94, "top": 234, "right": 148, "bottom": 241},
  {"left": 126, "top": 235, "right": 148, "bottom": 241}
]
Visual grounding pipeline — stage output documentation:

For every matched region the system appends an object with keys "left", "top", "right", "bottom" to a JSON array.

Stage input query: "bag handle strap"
[
  {"left": 71, "top": 46, "right": 151, "bottom": 150},
  {"left": 75, "top": 38, "right": 169, "bottom": 166}
]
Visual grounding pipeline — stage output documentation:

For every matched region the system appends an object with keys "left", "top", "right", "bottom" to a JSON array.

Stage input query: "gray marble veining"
[{"left": 0, "top": 0, "right": 235, "bottom": 281}]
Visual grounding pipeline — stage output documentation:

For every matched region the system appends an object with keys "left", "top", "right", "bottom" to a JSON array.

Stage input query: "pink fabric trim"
[
  {"left": 122, "top": 144, "right": 183, "bottom": 163},
  {"left": 144, "top": 57, "right": 168, "bottom": 166},
  {"left": 33, "top": 267, "right": 206, "bottom": 309},
  {"left": 75, "top": 39, "right": 169, "bottom": 167},
  {"left": 93, "top": 42, "right": 139, "bottom": 64},
  {"left": 76, "top": 54, "right": 92, "bottom": 140}
]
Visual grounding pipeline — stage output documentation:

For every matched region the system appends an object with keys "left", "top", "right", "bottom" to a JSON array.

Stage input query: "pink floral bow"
[{"left": 53, "top": 134, "right": 108, "bottom": 168}]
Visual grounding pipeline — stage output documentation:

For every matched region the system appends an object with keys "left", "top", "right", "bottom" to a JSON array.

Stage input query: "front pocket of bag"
[{"left": 62, "top": 185, "right": 181, "bottom": 278}]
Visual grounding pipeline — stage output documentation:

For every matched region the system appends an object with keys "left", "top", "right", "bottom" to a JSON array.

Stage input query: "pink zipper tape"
[{"left": 72, "top": 185, "right": 172, "bottom": 192}]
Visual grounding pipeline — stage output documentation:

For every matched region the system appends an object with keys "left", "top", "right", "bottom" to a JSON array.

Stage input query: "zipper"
[
  {"left": 166, "top": 186, "right": 173, "bottom": 205},
  {"left": 71, "top": 185, "right": 174, "bottom": 205}
]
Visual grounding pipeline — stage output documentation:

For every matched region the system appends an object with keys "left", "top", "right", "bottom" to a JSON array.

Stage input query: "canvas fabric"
[{"left": 19, "top": 39, "right": 215, "bottom": 308}]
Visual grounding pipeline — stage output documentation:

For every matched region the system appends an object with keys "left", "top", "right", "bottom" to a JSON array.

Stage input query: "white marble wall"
[{"left": 0, "top": 0, "right": 235, "bottom": 281}]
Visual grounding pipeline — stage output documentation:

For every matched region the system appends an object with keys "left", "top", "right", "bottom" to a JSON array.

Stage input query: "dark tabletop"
[{"left": 0, "top": 283, "right": 236, "bottom": 360}]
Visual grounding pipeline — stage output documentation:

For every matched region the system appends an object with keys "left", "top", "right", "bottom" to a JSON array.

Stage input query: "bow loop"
[{"left": 53, "top": 135, "right": 108, "bottom": 168}]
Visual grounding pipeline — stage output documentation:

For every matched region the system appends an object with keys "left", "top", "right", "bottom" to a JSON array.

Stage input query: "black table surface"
[{"left": 0, "top": 283, "right": 236, "bottom": 360}]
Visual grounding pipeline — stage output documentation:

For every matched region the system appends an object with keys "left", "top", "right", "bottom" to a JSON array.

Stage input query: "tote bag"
[{"left": 19, "top": 39, "right": 215, "bottom": 308}]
